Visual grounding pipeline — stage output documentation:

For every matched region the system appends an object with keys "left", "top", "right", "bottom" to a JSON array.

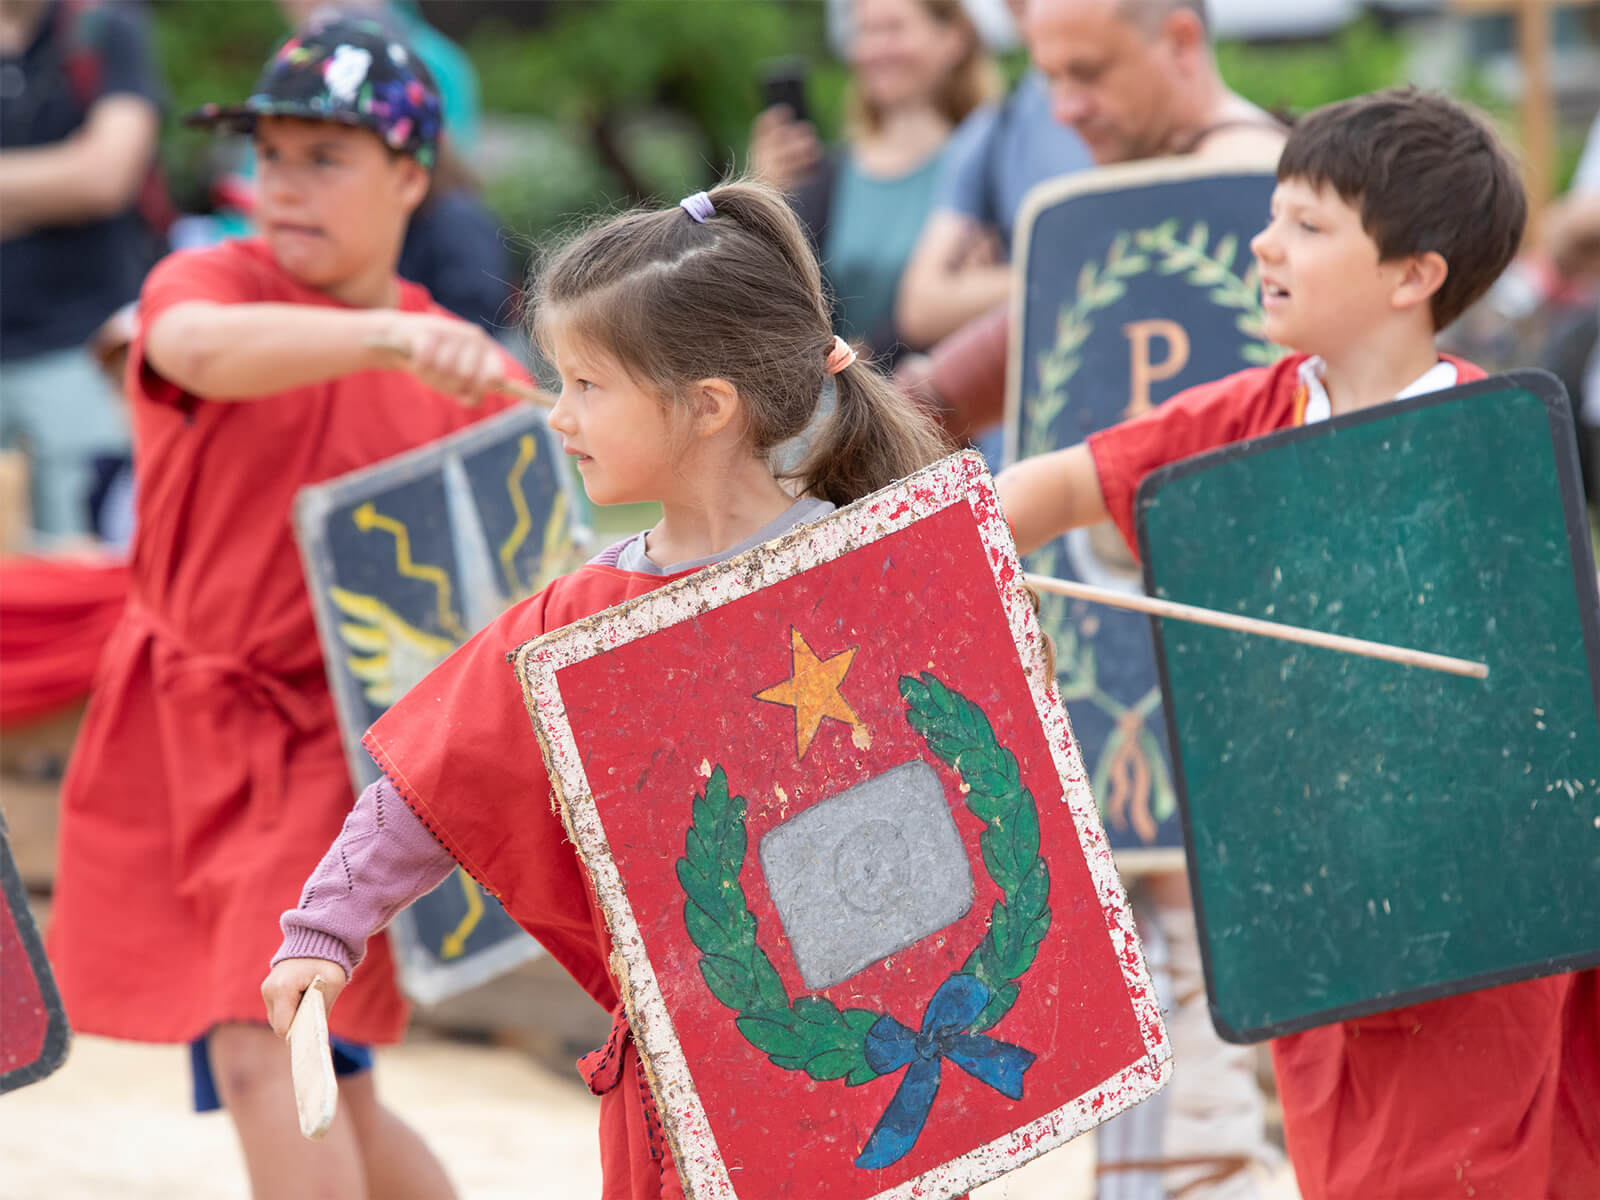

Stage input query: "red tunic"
[
  {"left": 46, "top": 239, "right": 520, "bottom": 1049},
  {"left": 364, "top": 564, "right": 696, "bottom": 1200},
  {"left": 1087, "top": 352, "right": 1600, "bottom": 1199}
]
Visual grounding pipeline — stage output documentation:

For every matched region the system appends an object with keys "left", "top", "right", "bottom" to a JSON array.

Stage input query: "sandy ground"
[
  {"left": 0, "top": 1026, "right": 1307, "bottom": 1200},
  {"left": 1, "top": 1030, "right": 1105, "bottom": 1200},
  {"left": 1, "top": 1032, "right": 602, "bottom": 1200}
]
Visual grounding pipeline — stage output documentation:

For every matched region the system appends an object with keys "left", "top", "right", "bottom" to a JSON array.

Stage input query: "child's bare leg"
[
  {"left": 207, "top": 1022, "right": 366, "bottom": 1200},
  {"left": 339, "top": 1070, "right": 459, "bottom": 1200}
]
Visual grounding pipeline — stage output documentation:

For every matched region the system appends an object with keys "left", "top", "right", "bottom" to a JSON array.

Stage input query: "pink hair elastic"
[
  {"left": 679, "top": 191, "right": 715, "bottom": 223},
  {"left": 825, "top": 335, "right": 857, "bottom": 375}
]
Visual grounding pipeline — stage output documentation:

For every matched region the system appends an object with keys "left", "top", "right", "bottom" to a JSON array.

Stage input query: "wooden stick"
[
  {"left": 1023, "top": 573, "right": 1489, "bottom": 680},
  {"left": 288, "top": 976, "right": 337, "bottom": 1141},
  {"left": 365, "top": 335, "right": 554, "bottom": 408}
]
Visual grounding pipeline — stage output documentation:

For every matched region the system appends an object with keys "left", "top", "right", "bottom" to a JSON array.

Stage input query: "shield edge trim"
[{"left": 0, "top": 819, "right": 70, "bottom": 1094}]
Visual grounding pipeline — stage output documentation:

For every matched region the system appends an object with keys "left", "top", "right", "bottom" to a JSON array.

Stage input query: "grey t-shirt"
[
  {"left": 611, "top": 496, "right": 837, "bottom": 575},
  {"left": 935, "top": 70, "right": 1094, "bottom": 255}
]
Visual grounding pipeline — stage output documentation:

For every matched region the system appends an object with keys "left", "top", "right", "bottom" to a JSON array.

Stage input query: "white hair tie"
[
  {"left": 679, "top": 191, "right": 715, "bottom": 224},
  {"left": 824, "top": 335, "right": 857, "bottom": 375}
]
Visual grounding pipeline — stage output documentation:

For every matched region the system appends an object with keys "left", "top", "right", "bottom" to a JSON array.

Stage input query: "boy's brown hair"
[
  {"left": 1276, "top": 87, "right": 1526, "bottom": 330},
  {"left": 530, "top": 180, "right": 949, "bottom": 508}
]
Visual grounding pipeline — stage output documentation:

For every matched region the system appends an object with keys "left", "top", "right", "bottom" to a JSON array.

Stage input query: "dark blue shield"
[
  {"left": 1008, "top": 161, "right": 1279, "bottom": 869},
  {"left": 295, "top": 406, "right": 585, "bottom": 1002}
]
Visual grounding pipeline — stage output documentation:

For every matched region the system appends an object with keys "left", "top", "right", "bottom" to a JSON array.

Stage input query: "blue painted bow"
[{"left": 855, "top": 973, "right": 1036, "bottom": 1170}]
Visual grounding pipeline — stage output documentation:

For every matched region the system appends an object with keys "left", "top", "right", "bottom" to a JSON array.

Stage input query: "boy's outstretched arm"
[
  {"left": 995, "top": 443, "right": 1110, "bottom": 556},
  {"left": 145, "top": 302, "right": 506, "bottom": 404}
]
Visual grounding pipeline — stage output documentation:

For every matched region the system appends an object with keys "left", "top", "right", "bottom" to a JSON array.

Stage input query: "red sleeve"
[
  {"left": 130, "top": 245, "right": 273, "bottom": 410},
  {"left": 1442, "top": 353, "right": 1487, "bottom": 385},
  {"left": 137, "top": 245, "right": 275, "bottom": 329},
  {"left": 363, "top": 582, "right": 558, "bottom": 888},
  {"left": 361, "top": 574, "right": 619, "bottom": 1007},
  {"left": 1087, "top": 361, "right": 1298, "bottom": 557}
]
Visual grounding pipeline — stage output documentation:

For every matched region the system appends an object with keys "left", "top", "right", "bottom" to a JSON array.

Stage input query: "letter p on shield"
[{"left": 1123, "top": 318, "right": 1190, "bottom": 419}]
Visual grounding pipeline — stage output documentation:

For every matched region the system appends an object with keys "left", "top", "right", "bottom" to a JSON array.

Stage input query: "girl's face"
[
  {"left": 850, "top": 0, "right": 968, "bottom": 115},
  {"left": 544, "top": 327, "right": 686, "bottom": 507},
  {"left": 252, "top": 117, "right": 426, "bottom": 305}
]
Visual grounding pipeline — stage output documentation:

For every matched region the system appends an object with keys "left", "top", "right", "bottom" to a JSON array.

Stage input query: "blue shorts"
[{"left": 188, "top": 1030, "right": 374, "bottom": 1113}]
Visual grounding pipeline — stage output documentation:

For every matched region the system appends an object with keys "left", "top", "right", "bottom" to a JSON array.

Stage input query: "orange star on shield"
[{"left": 756, "top": 627, "right": 863, "bottom": 758}]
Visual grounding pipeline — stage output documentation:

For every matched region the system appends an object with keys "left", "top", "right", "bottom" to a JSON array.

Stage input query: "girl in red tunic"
[
  {"left": 261, "top": 181, "right": 951, "bottom": 1199},
  {"left": 46, "top": 17, "right": 525, "bottom": 1200}
]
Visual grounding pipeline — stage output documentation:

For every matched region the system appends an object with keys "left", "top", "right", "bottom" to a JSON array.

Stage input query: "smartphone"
[{"left": 758, "top": 56, "right": 810, "bottom": 125}]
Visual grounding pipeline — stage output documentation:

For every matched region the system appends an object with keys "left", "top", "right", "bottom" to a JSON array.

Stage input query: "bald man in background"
[
  {"left": 905, "top": 0, "right": 1281, "bottom": 446},
  {"left": 903, "top": 4, "right": 1287, "bottom": 1199},
  {"left": 1032, "top": 0, "right": 1279, "bottom": 161}
]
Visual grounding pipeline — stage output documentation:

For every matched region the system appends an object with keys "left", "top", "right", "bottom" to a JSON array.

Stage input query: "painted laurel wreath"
[
  {"left": 676, "top": 672, "right": 1053, "bottom": 1170},
  {"left": 1024, "top": 220, "right": 1279, "bottom": 462}
]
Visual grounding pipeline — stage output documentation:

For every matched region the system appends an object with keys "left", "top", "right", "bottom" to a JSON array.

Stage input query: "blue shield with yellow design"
[{"left": 295, "top": 405, "right": 585, "bottom": 1003}]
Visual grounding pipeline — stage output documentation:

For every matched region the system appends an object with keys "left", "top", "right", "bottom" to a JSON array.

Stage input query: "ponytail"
[{"left": 792, "top": 350, "right": 951, "bottom": 508}]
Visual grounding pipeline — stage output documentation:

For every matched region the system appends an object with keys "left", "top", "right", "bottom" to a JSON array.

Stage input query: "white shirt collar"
[{"left": 1296, "top": 355, "right": 1459, "bottom": 425}]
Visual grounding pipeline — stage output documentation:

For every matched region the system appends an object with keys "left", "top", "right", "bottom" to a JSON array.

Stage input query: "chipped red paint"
[{"left": 515, "top": 452, "right": 1170, "bottom": 1200}]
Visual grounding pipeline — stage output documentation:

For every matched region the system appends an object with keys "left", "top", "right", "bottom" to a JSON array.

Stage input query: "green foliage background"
[
  {"left": 149, "top": 0, "right": 846, "bottom": 231},
  {"left": 147, "top": 4, "right": 1588, "bottom": 250},
  {"left": 1216, "top": 16, "right": 1408, "bottom": 114},
  {"left": 146, "top": 3, "right": 1421, "bottom": 224}
]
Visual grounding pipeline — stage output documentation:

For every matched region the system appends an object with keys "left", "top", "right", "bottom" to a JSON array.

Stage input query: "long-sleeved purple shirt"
[{"left": 274, "top": 776, "right": 453, "bottom": 973}]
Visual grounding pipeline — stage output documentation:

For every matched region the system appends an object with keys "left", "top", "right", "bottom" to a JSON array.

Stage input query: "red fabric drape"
[{"left": 0, "top": 554, "right": 128, "bottom": 729}]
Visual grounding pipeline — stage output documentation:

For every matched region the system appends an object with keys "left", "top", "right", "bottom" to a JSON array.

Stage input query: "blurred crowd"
[{"left": 1, "top": 0, "right": 1597, "bottom": 552}]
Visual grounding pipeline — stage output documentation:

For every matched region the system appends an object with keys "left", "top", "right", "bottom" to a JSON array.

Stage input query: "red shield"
[
  {"left": 2, "top": 821, "right": 69, "bottom": 1093},
  {"left": 515, "top": 451, "right": 1168, "bottom": 1198}
]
